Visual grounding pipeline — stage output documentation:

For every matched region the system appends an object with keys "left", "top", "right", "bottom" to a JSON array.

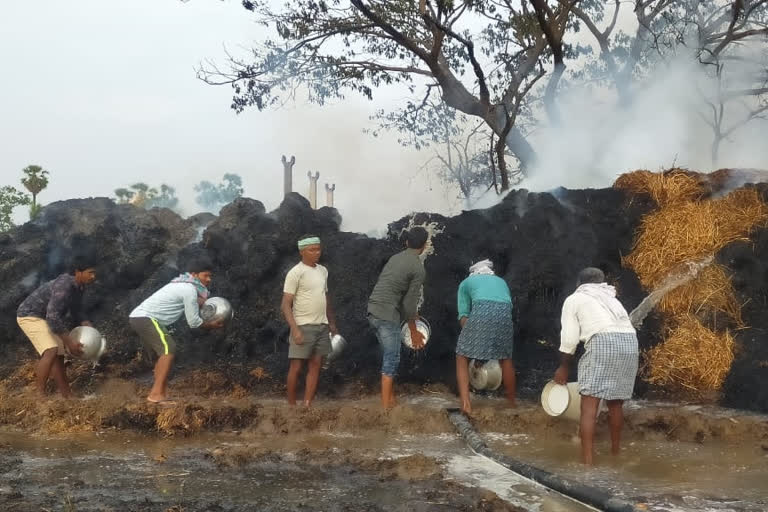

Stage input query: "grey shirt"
[{"left": 367, "top": 248, "right": 426, "bottom": 323}]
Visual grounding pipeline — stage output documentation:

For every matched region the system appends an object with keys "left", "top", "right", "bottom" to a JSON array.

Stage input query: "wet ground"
[
  {"left": 0, "top": 431, "right": 524, "bottom": 512},
  {"left": 0, "top": 402, "right": 594, "bottom": 512},
  {"left": 1, "top": 367, "right": 767, "bottom": 512}
]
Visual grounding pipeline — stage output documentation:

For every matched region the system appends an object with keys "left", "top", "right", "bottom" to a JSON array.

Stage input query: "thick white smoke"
[{"left": 524, "top": 53, "right": 768, "bottom": 192}]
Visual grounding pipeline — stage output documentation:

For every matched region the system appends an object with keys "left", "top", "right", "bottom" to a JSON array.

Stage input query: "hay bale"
[
  {"left": 658, "top": 264, "right": 742, "bottom": 326},
  {"left": 625, "top": 188, "right": 768, "bottom": 288},
  {"left": 644, "top": 315, "right": 735, "bottom": 392},
  {"left": 614, "top": 169, "right": 704, "bottom": 206}
]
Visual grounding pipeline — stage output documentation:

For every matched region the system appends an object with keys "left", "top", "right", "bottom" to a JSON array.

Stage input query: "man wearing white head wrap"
[
  {"left": 469, "top": 259, "right": 495, "bottom": 276},
  {"left": 553, "top": 267, "right": 638, "bottom": 465},
  {"left": 455, "top": 258, "right": 516, "bottom": 413}
]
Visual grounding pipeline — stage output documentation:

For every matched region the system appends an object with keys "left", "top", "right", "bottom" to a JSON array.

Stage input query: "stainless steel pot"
[
  {"left": 327, "top": 333, "right": 347, "bottom": 362},
  {"left": 400, "top": 317, "right": 431, "bottom": 349},
  {"left": 469, "top": 359, "right": 502, "bottom": 391},
  {"left": 69, "top": 326, "right": 107, "bottom": 361},
  {"left": 201, "top": 297, "right": 234, "bottom": 323}
]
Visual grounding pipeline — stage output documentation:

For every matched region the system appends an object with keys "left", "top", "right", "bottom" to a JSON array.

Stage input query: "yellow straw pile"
[{"left": 615, "top": 170, "right": 768, "bottom": 393}]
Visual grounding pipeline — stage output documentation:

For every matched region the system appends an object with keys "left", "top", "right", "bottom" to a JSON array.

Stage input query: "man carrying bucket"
[
  {"left": 129, "top": 258, "right": 224, "bottom": 405},
  {"left": 553, "top": 267, "right": 638, "bottom": 465},
  {"left": 16, "top": 255, "right": 96, "bottom": 398},
  {"left": 281, "top": 234, "right": 338, "bottom": 407},
  {"left": 367, "top": 227, "right": 428, "bottom": 408},
  {"left": 455, "top": 259, "right": 516, "bottom": 414}
]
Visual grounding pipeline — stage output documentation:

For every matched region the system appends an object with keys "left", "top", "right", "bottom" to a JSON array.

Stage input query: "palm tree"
[
  {"left": 20, "top": 165, "right": 49, "bottom": 219},
  {"left": 130, "top": 183, "right": 150, "bottom": 207},
  {"left": 114, "top": 188, "right": 135, "bottom": 204}
]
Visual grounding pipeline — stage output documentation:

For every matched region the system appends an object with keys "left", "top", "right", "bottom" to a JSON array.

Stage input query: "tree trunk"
[
  {"left": 712, "top": 135, "right": 722, "bottom": 167},
  {"left": 496, "top": 135, "right": 510, "bottom": 191},
  {"left": 435, "top": 68, "right": 537, "bottom": 173}
]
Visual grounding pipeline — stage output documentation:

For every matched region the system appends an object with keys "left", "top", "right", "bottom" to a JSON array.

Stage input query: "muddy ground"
[
  {"left": 1, "top": 362, "right": 768, "bottom": 512},
  {"left": 2, "top": 362, "right": 767, "bottom": 445}
]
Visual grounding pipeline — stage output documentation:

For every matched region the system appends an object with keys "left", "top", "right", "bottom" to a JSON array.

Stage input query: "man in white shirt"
[
  {"left": 553, "top": 267, "right": 638, "bottom": 465},
  {"left": 129, "top": 259, "right": 224, "bottom": 404},
  {"left": 281, "top": 235, "right": 338, "bottom": 407}
]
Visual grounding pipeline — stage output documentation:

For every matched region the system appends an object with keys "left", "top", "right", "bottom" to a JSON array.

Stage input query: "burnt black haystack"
[{"left": 0, "top": 188, "right": 655, "bottom": 397}]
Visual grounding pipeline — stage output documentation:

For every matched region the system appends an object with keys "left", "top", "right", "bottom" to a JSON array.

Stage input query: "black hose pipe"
[{"left": 445, "top": 408, "right": 646, "bottom": 512}]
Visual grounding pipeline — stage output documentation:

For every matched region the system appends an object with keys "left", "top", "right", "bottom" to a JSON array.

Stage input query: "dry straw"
[
  {"left": 644, "top": 314, "right": 735, "bottom": 392},
  {"left": 616, "top": 169, "right": 768, "bottom": 393},
  {"left": 658, "top": 264, "right": 742, "bottom": 326},
  {"left": 614, "top": 169, "right": 704, "bottom": 206},
  {"left": 624, "top": 188, "right": 768, "bottom": 288}
]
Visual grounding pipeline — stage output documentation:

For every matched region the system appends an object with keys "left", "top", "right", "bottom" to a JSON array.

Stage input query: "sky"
[
  {"left": 0, "top": 0, "right": 448, "bottom": 234},
  {"left": 2, "top": 1, "right": 767, "bottom": 233}
]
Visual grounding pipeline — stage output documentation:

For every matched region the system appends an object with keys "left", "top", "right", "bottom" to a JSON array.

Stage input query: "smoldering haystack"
[{"left": 0, "top": 171, "right": 767, "bottom": 412}]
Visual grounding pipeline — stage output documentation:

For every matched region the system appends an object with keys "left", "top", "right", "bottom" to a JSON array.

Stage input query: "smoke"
[
  {"left": 522, "top": 45, "right": 768, "bottom": 192},
  {"left": 4, "top": 2, "right": 767, "bottom": 237}
]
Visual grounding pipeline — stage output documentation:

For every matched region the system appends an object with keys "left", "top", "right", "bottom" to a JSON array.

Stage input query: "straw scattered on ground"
[{"left": 644, "top": 315, "right": 735, "bottom": 392}]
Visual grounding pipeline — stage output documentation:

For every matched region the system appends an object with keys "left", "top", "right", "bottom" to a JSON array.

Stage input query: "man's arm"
[
  {"left": 402, "top": 266, "right": 425, "bottom": 322},
  {"left": 182, "top": 288, "right": 206, "bottom": 329},
  {"left": 553, "top": 352, "right": 573, "bottom": 385},
  {"left": 46, "top": 279, "right": 83, "bottom": 355},
  {"left": 403, "top": 265, "right": 426, "bottom": 349},
  {"left": 281, "top": 293, "right": 303, "bottom": 344},
  {"left": 46, "top": 279, "right": 74, "bottom": 335},
  {"left": 326, "top": 294, "right": 338, "bottom": 335},
  {"left": 457, "top": 280, "right": 470, "bottom": 328},
  {"left": 554, "top": 297, "right": 579, "bottom": 384}
]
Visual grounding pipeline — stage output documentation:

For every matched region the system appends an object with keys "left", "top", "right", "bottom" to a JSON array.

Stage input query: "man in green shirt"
[{"left": 367, "top": 227, "right": 428, "bottom": 408}]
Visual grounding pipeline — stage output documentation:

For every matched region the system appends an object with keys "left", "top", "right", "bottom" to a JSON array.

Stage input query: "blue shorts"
[{"left": 368, "top": 315, "right": 402, "bottom": 377}]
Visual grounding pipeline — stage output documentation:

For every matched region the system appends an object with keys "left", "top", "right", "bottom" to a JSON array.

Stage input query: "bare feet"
[{"left": 147, "top": 394, "right": 176, "bottom": 405}]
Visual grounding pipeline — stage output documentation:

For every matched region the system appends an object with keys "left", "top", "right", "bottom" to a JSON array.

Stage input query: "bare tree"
[
  {"left": 114, "top": 188, "right": 135, "bottom": 204},
  {"left": 697, "top": 62, "right": 768, "bottom": 165},
  {"left": 564, "top": 0, "right": 768, "bottom": 163},
  {"left": 199, "top": 0, "right": 600, "bottom": 186}
]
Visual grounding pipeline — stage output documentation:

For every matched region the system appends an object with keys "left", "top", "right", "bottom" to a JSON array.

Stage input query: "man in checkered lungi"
[{"left": 553, "top": 267, "right": 638, "bottom": 465}]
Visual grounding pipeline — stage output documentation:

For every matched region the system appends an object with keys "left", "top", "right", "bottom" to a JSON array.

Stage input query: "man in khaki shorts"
[
  {"left": 16, "top": 256, "right": 96, "bottom": 397},
  {"left": 281, "top": 234, "right": 338, "bottom": 407}
]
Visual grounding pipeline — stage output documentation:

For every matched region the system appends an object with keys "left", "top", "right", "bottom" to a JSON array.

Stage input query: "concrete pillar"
[
  {"left": 325, "top": 183, "right": 336, "bottom": 207},
  {"left": 308, "top": 171, "right": 320, "bottom": 209},
  {"left": 281, "top": 155, "right": 296, "bottom": 197}
]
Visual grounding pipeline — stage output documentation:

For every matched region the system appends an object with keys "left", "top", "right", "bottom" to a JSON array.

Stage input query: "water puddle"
[
  {"left": 484, "top": 429, "right": 768, "bottom": 511},
  {"left": 445, "top": 454, "right": 598, "bottom": 512},
  {"left": 1, "top": 394, "right": 765, "bottom": 511},
  {"left": 0, "top": 429, "right": 582, "bottom": 511}
]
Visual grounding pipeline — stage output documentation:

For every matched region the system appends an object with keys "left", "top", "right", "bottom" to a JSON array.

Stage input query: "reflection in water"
[
  {"left": 485, "top": 430, "right": 768, "bottom": 511},
  {"left": 445, "top": 454, "right": 598, "bottom": 512}
]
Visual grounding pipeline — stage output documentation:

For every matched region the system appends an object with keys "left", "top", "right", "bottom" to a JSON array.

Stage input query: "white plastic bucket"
[{"left": 540, "top": 381, "right": 582, "bottom": 421}]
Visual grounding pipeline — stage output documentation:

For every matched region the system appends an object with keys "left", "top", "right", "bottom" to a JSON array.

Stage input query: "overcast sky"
[
  {"left": 0, "top": 0, "right": 448, "bottom": 233},
  {"left": 3, "top": 1, "right": 767, "bottom": 233}
]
